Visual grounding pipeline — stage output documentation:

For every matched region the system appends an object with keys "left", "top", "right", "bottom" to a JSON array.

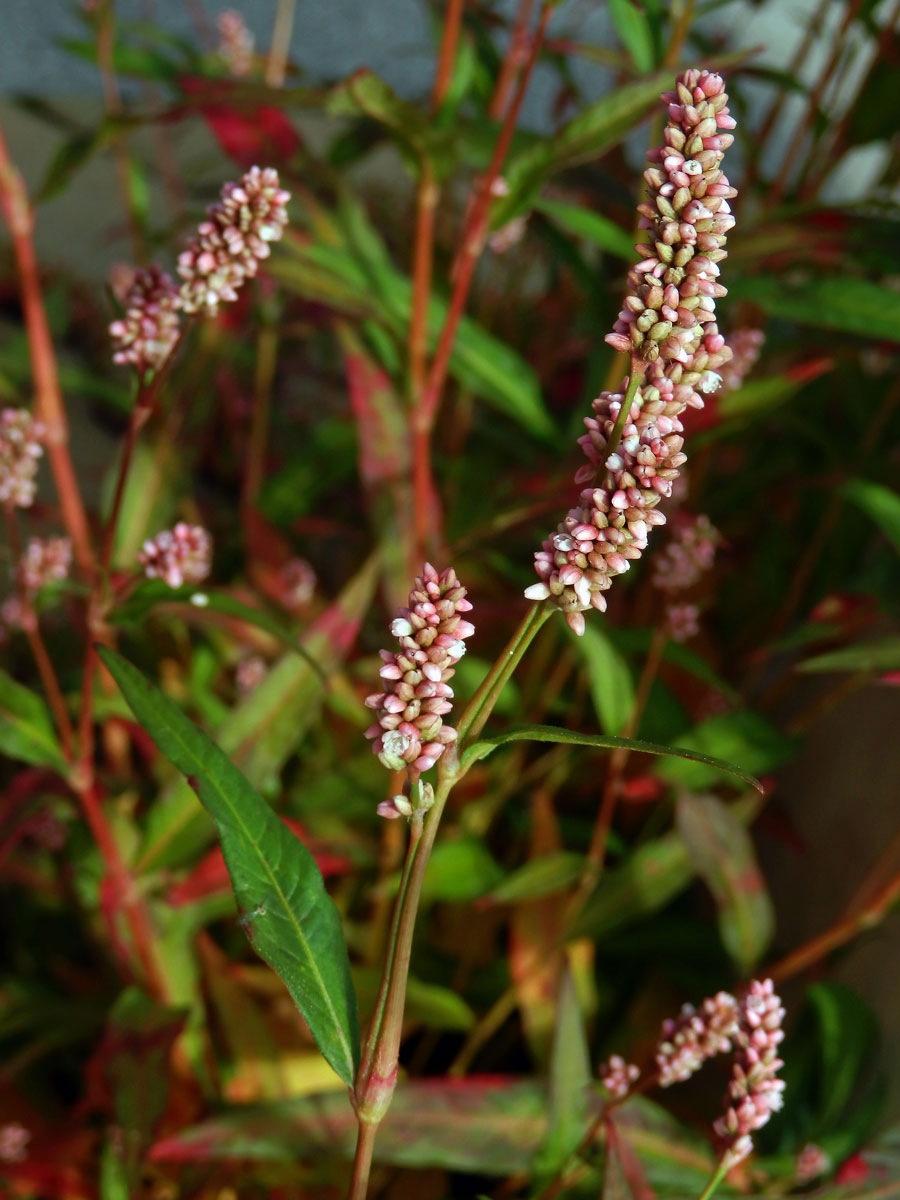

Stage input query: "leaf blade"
[{"left": 98, "top": 647, "right": 360, "bottom": 1086}]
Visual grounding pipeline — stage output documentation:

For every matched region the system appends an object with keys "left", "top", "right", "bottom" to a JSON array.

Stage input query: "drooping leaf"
[
  {"left": 798, "top": 637, "right": 900, "bottom": 674},
  {"left": 532, "top": 964, "right": 592, "bottom": 1180},
  {"left": 99, "top": 647, "right": 360, "bottom": 1086},
  {"left": 461, "top": 723, "right": 765, "bottom": 794},
  {"left": 0, "top": 669, "right": 65, "bottom": 770},
  {"left": 730, "top": 276, "right": 900, "bottom": 343},
  {"left": 676, "top": 793, "right": 775, "bottom": 972},
  {"left": 843, "top": 478, "right": 900, "bottom": 556}
]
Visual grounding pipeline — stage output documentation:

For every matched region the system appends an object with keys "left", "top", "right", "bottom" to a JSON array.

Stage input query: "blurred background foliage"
[{"left": 1, "top": 0, "right": 900, "bottom": 1196}]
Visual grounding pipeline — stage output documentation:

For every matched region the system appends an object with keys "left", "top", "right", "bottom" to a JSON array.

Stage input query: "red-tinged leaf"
[
  {"left": 836, "top": 1153, "right": 870, "bottom": 1185},
  {"left": 609, "top": 1116, "right": 656, "bottom": 1200},
  {"left": 343, "top": 336, "right": 415, "bottom": 607},
  {"left": 676, "top": 793, "right": 774, "bottom": 973},
  {"left": 178, "top": 77, "right": 301, "bottom": 167},
  {"left": 167, "top": 818, "right": 350, "bottom": 906},
  {"left": 151, "top": 1076, "right": 549, "bottom": 1174}
]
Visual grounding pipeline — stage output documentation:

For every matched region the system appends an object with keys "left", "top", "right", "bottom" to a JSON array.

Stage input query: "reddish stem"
[
  {"left": 0, "top": 124, "right": 95, "bottom": 576},
  {"left": 413, "top": 4, "right": 552, "bottom": 553},
  {"left": 488, "top": 0, "right": 535, "bottom": 120}
]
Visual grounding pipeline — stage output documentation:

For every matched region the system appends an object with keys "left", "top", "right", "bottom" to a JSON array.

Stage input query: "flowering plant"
[{"left": 1, "top": 4, "right": 899, "bottom": 1199}]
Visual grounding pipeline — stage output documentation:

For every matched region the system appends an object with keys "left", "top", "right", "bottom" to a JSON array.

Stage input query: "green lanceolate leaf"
[
  {"left": 98, "top": 647, "right": 360, "bottom": 1086},
  {"left": 0, "top": 669, "right": 66, "bottom": 770},
  {"left": 492, "top": 72, "right": 671, "bottom": 224},
  {"left": 843, "top": 478, "right": 900, "bottom": 556},
  {"left": 461, "top": 724, "right": 764, "bottom": 793},
  {"left": 676, "top": 793, "right": 774, "bottom": 972}
]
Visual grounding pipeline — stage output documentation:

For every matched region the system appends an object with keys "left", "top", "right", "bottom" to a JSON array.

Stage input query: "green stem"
[
  {"left": 604, "top": 362, "right": 646, "bottom": 460},
  {"left": 455, "top": 601, "right": 552, "bottom": 747},
  {"left": 347, "top": 1118, "right": 378, "bottom": 1200},
  {"left": 696, "top": 1161, "right": 729, "bottom": 1200}
]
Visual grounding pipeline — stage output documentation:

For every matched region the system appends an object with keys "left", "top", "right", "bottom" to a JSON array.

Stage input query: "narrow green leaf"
[
  {"left": 461, "top": 724, "right": 764, "bottom": 794},
  {"left": 532, "top": 965, "right": 592, "bottom": 1179},
  {"left": 493, "top": 72, "right": 671, "bottom": 224},
  {"left": 730, "top": 275, "right": 900, "bottom": 343},
  {"left": 608, "top": 0, "right": 656, "bottom": 72},
  {"left": 579, "top": 625, "right": 635, "bottom": 735},
  {"left": 99, "top": 647, "right": 360, "bottom": 1086},
  {"left": 799, "top": 637, "right": 900, "bottom": 674},
  {"left": 355, "top": 969, "right": 475, "bottom": 1032},
  {"left": 843, "top": 478, "right": 900, "bottom": 556},
  {"left": 715, "top": 374, "right": 806, "bottom": 421},
  {"left": 535, "top": 198, "right": 635, "bottom": 259},
  {"left": 676, "top": 793, "right": 774, "bottom": 972},
  {"left": 0, "top": 669, "right": 65, "bottom": 770}
]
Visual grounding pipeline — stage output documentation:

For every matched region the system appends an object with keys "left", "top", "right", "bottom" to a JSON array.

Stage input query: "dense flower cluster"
[
  {"left": 795, "top": 1143, "right": 831, "bottom": 1184},
  {"left": 138, "top": 523, "right": 212, "bottom": 588},
  {"left": 217, "top": 9, "right": 254, "bottom": 77},
  {"left": 19, "top": 536, "right": 72, "bottom": 594},
  {"left": 109, "top": 265, "right": 181, "bottom": 376},
  {"left": 715, "top": 979, "right": 786, "bottom": 1169},
  {"left": 656, "top": 990, "right": 739, "bottom": 1087},
  {"left": 528, "top": 70, "right": 737, "bottom": 634},
  {"left": 280, "top": 557, "right": 317, "bottom": 608},
  {"left": 365, "top": 564, "right": 473, "bottom": 778},
  {"left": 599, "top": 1054, "right": 640, "bottom": 1100},
  {"left": 177, "top": 167, "right": 290, "bottom": 314},
  {"left": 0, "top": 408, "right": 43, "bottom": 509}
]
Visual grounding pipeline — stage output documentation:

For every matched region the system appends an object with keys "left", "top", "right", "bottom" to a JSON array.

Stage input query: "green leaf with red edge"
[
  {"left": 843, "top": 478, "right": 900, "bottom": 556},
  {"left": 676, "top": 792, "right": 774, "bottom": 972},
  {"left": 460, "top": 724, "right": 765, "bottom": 793},
  {"left": 134, "top": 554, "right": 378, "bottom": 873},
  {"left": 98, "top": 646, "right": 360, "bottom": 1087},
  {"left": 151, "top": 1077, "right": 548, "bottom": 1174}
]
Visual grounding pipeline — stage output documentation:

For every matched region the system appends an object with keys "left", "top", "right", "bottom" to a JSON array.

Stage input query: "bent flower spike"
[
  {"left": 365, "top": 564, "right": 473, "bottom": 779},
  {"left": 528, "top": 69, "right": 737, "bottom": 635}
]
